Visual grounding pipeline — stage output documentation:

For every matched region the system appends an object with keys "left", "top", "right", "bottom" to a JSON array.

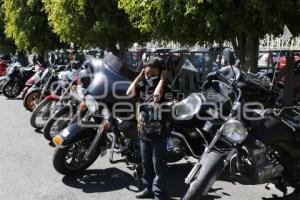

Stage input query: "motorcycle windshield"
[
  {"left": 102, "top": 53, "right": 137, "bottom": 78},
  {"left": 86, "top": 53, "right": 136, "bottom": 102}
]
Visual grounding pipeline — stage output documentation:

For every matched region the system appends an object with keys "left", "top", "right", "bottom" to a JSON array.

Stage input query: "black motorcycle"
[
  {"left": 2, "top": 62, "right": 36, "bottom": 98},
  {"left": 182, "top": 53, "right": 300, "bottom": 200}
]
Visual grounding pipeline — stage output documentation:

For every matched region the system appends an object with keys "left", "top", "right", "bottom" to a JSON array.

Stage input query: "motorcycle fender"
[
  {"left": 22, "top": 86, "right": 29, "bottom": 93},
  {"left": 45, "top": 94, "right": 59, "bottom": 101},
  {"left": 27, "top": 87, "right": 42, "bottom": 94},
  {"left": 58, "top": 122, "right": 97, "bottom": 147}
]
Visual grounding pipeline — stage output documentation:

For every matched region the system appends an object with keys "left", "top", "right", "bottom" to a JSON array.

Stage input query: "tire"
[
  {"left": 30, "top": 99, "right": 57, "bottom": 129},
  {"left": 43, "top": 106, "right": 72, "bottom": 141},
  {"left": 0, "top": 78, "right": 8, "bottom": 94},
  {"left": 2, "top": 80, "right": 22, "bottom": 98},
  {"left": 182, "top": 151, "right": 226, "bottom": 200},
  {"left": 23, "top": 90, "right": 42, "bottom": 112},
  {"left": 53, "top": 139, "right": 101, "bottom": 175}
]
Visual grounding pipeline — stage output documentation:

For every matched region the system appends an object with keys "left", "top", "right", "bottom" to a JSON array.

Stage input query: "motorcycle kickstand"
[{"left": 109, "top": 138, "right": 116, "bottom": 163}]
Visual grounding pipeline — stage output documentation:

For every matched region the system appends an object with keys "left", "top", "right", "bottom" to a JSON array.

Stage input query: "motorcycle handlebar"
[{"left": 211, "top": 80, "right": 242, "bottom": 103}]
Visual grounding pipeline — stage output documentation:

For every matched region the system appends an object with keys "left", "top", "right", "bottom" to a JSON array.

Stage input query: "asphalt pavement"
[{"left": 0, "top": 95, "right": 298, "bottom": 200}]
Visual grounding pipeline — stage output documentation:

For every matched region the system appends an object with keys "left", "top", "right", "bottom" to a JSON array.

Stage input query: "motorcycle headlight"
[
  {"left": 84, "top": 95, "right": 98, "bottom": 114},
  {"left": 223, "top": 119, "right": 248, "bottom": 144}
]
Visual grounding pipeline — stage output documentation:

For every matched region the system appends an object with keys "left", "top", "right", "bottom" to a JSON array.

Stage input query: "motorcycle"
[
  {"left": 2, "top": 62, "right": 37, "bottom": 98},
  {"left": 182, "top": 51, "right": 300, "bottom": 200},
  {"left": 24, "top": 65, "right": 66, "bottom": 112},
  {"left": 21, "top": 65, "right": 44, "bottom": 100}
]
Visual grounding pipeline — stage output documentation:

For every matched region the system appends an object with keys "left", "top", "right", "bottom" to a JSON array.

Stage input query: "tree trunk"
[
  {"left": 118, "top": 42, "right": 127, "bottom": 58},
  {"left": 108, "top": 43, "right": 120, "bottom": 57},
  {"left": 244, "top": 34, "right": 259, "bottom": 72},
  {"left": 232, "top": 34, "right": 246, "bottom": 67},
  {"left": 38, "top": 50, "right": 45, "bottom": 66},
  {"left": 232, "top": 33, "right": 259, "bottom": 73}
]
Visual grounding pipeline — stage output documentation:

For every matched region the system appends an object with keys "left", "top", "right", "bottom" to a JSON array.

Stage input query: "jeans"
[{"left": 140, "top": 139, "right": 167, "bottom": 199}]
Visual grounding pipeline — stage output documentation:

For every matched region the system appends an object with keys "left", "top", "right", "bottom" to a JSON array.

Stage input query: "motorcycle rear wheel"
[
  {"left": 0, "top": 78, "right": 8, "bottom": 94},
  {"left": 53, "top": 140, "right": 101, "bottom": 175},
  {"left": 2, "top": 81, "right": 21, "bottom": 98}
]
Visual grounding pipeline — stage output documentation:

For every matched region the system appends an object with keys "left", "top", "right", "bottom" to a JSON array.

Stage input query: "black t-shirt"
[
  {"left": 137, "top": 79, "right": 171, "bottom": 140},
  {"left": 138, "top": 79, "right": 157, "bottom": 103}
]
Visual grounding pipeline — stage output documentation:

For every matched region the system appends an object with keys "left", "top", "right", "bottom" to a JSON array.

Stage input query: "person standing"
[{"left": 127, "top": 56, "right": 169, "bottom": 200}]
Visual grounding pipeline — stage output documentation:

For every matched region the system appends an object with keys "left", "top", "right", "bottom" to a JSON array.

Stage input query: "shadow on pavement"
[
  {"left": 48, "top": 141, "right": 55, "bottom": 147},
  {"left": 34, "top": 128, "right": 43, "bottom": 134},
  {"left": 62, "top": 168, "right": 137, "bottom": 193},
  {"left": 61, "top": 163, "right": 226, "bottom": 199},
  {"left": 6, "top": 97, "right": 23, "bottom": 100},
  {"left": 262, "top": 188, "right": 300, "bottom": 200}
]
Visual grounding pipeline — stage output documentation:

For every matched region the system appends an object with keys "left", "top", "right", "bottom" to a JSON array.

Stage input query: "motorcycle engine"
[{"left": 242, "top": 146, "right": 284, "bottom": 184}]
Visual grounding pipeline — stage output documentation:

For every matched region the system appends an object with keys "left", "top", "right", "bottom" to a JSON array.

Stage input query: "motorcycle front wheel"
[
  {"left": 182, "top": 151, "right": 226, "bottom": 200},
  {"left": 53, "top": 139, "right": 101, "bottom": 175},
  {"left": 23, "top": 90, "right": 42, "bottom": 112},
  {"left": 2, "top": 80, "right": 22, "bottom": 98},
  {"left": 30, "top": 99, "right": 58, "bottom": 129}
]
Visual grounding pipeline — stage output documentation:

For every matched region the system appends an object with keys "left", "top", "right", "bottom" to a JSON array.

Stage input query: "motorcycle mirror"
[
  {"left": 223, "top": 48, "right": 237, "bottom": 85},
  {"left": 223, "top": 48, "right": 235, "bottom": 66}
]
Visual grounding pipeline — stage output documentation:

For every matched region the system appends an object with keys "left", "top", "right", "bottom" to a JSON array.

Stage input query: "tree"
[
  {"left": 43, "top": 0, "right": 145, "bottom": 55},
  {"left": 119, "top": 0, "right": 300, "bottom": 71},
  {"left": 0, "top": 0, "right": 15, "bottom": 54},
  {"left": 2, "top": 0, "right": 61, "bottom": 56}
]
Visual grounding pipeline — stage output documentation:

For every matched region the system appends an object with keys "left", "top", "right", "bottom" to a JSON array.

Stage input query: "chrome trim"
[{"left": 84, "top": 120, "right": 105, "bottom": 160}]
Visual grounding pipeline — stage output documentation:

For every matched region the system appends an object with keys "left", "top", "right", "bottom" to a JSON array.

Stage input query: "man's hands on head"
[
  {"left": 137, "top": 69, "right": 145, "bottom": 81},
  {"left": 126, "top": 69, "right": 145, "bottom": 97},
  {"left": 154, "top": 70, "right": 167, "bottom": 102}
]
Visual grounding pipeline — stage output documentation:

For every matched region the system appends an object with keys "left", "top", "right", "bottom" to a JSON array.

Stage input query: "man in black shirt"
[{"left": 127, "top": 56, "right": 168, "bottom": 200}]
